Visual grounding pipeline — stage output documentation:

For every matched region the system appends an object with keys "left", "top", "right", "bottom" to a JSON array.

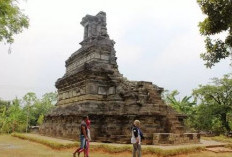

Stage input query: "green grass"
[
  {"left": 11, "top": 133, "right": 206, "bottom": 157},
  {"left": 2, "top": 134, "right": 232, "bottom": 157},
  {"left": 143, "top": 146, "right": 205, "bottom": 157},
  {"left": 202, "top": 135, "right": 232, "bottom": 150},
  {"left": 202, "top": 135, "right": 232, "bottom": 143},
  {"left": 0, "top": 135, "right": 118, "bottom": 157},
  {"left": 203, "top": 135, "right": 231, "bottom": 142},
  {"left": 11, "top": 133, "right": 79, "bottom": 149}
]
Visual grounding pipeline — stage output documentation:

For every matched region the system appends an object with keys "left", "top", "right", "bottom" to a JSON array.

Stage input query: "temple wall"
[{"left": 40, "top": 114, "right": 170, "bottom": 144}]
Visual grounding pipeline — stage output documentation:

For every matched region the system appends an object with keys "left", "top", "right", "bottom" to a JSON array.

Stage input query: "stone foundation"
[{"left": 153, "top": 133, "right": 200, "bottom": 145}]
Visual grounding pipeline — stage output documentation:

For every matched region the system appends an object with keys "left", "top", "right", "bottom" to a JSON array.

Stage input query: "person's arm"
[
  {"left": 82, "top": 125, "right": 88, "bottom": 140},
  {"left": 139, "top": 128, "right": 145, "bottom": 140}
]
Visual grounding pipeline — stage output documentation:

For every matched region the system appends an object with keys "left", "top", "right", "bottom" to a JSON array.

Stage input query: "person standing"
[
  {"left": 73, "top": 116, "right": 89, "bottom": 157},
  {"left": 131, "top": 120, "right": 144, "bottom": 157},
  {"left": 85, "top": 116, "right": 91, "bottom": 157}
]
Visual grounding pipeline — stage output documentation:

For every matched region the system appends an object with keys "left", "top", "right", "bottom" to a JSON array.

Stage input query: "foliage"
[
  {"left": 197, "top": 0, "right": 232, "bottom": 68},
  {"left": 0, "top": 0, "right": 29, "bottom": 44},
  {"left": 23, "top": 92, "right": 37, "bottom": 132},
  {"left": 37, "top": 114, "right": 44, "bottom": 125},
  {"left": 164, "top": 90, "right": 197, "bottom": 130},
  {"left": 193, "top": 73, "right": 232, "bottom": 134},
  {"left": 0, "top": 99, "right": 11, "bottom": 110},
  {"left": 165, "top": 90, "right": 196, "bottom": 114},
  {"left": 32, "top": 92, "right": 56, "bottom": 126},
  {"left": 164, "top": 74, "right": 232, "bottom": 135},
  {"left": 0, "top": 92, "right": 57, "bottom": 133},
  {"left": 0, "top": 98, "right": 27, "bottom": 133}
]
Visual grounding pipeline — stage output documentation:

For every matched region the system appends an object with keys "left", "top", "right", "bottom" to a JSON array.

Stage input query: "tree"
[
  {"left": 37, "top": 114, "right": 44, "bottom": 126},
  {"left": 0, "top": 92, "right": 56, "bottom": 133},
  {"left": 7, "top": 98, "right": 27, "bottom": 132},
  {"left": 197, "top": 0, "right": 232, "bottom": 68},
  {"left": 193, "top": 73, "right": 232, "bottom": 134},
  {"left": 0, "top": 0, "right": 29, "bottom": 44},
  {"left": 23, "top": 92, "right": 37, "bottom": 132},
  {"left": 0, "top": 98, "right": 27, "bottom": 133},
  {"left": 164, "top": 90, "right": 197, "bottom": 130},
  {"left": 0, "top": 99, "right": 10, "bottom": 133},
  {"left": 32, "top": 92, "right": 56, "bottom": 126},
  {"left": 165, "top": 90, "right": 196, "bottom": 115}
]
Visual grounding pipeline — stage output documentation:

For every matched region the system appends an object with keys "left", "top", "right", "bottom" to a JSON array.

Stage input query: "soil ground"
[{"left": 1, "top": 134, "right": 232, "bottom": 157}]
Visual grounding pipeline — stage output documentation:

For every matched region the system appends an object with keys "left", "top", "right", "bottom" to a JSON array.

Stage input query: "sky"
[{"left": 0, "top": 0, "right": 231, "bottom": 100}]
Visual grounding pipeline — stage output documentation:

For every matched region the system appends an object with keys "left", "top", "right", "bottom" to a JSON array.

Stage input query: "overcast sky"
[{"left": 0, "top": 0, "right": 231, "bottom": 100}]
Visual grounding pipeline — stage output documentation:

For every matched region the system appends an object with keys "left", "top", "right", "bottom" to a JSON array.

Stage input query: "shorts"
[{"left": 80, "top": 135, "right": 86, "bottom": 148}]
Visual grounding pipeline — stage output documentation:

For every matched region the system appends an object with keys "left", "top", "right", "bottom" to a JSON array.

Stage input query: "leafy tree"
[
  {"left": 0, "top": 0, "right": 29, "bottom": 44},
  {"left": 0, "top": 92, "right": 57, "bottom": 133},
  {"left": 0, "top": 98, "right": 27, "bottom": 133},
  {"left": 190, "top": 103, "right": 224, "bottom": 134},
  {"left": 31, "top": 92, "right": 57, "bottom": 126},
  {"left": 0, "top": 98, "right": 10, "bottom": 110},
  {"left": 23, "top": 92, "right": 37, "bottom": 132},
  {"left": 7, "top": 98, "right": 27, "bottom": 132},
  {"left": 37, "top": 114, "right": 44, "bottom": 126},
  {"left": 197, "top": 0, "right": 232, "bottom": 68},
  {"left": 164, "top": 90, "right": 197, "bottom": 130},
  {"left": 165, "top": 90, "right": 196, "bottom": 115},
  {"left": 0, "top": 99, "right": 10, "bottom": 133},
  {"left": 193, "top": 73, "right": 232, "bottom": 133}
]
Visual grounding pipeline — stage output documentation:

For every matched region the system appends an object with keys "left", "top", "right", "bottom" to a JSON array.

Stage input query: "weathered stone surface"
[
  {"left": 153, "top": 133, "right": 200, "bottom": 145},
  {"left": 40, "top": 11, "right": 198, "bottom": 145}
]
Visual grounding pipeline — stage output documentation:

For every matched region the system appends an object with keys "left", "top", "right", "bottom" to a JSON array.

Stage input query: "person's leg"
[
  {"left": 85, "top": 140, "right": 89, "bottom": 157},
  {"left": 73, "top": 135, "right": 83, "bottom": 157},
  {"left": 137, "top": 144, "right": 141, "bottom": 157},
  {"left": 78, "top": 148, "right": 84, "bottom": 157},
  {"left": 83, "top": 140, "right": 87, "bottom": 157},
  {"left": 132, "top": 143, "right": 138, "bottom": 157},
  {"left": 73, "top": 148, "right": 81, "bottom": 154},
  {"left": 77, "top": 135, "right": 86, "bottom": 156}
]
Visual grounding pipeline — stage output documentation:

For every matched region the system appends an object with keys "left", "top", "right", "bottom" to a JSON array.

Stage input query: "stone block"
[
  {"left": 98, "top": 86, "right": 107, "bottom": 95},
  {"left": 108, "top": 86, "right": 115, "bottom": 95}
]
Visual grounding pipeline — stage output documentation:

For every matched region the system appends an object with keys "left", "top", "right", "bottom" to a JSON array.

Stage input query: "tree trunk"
[{"left": 221, "top": 113, "right": 231, "bottom": 134}]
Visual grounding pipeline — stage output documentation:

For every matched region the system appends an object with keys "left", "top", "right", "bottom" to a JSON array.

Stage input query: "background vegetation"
[
  {"left": 0, "top": 92, "right": 56, "bottom": 133},
  {"left": 197, "top": 0, "right": 232, "bottom": 68},
  {"left": 164, "top": 73, "right": 232, "bottom": 135},
  {"left": 0, "top": 0, "right": 29, "bottom": 44}
]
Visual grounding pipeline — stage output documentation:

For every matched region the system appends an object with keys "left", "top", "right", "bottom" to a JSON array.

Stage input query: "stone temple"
[{"left": 40, "top": 11, "right": 200, "bottom": 144}]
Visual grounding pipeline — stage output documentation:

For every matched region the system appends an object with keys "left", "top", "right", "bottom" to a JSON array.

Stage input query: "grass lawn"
[
  {"left": 0, "top": 135, "right": 115, "bottom": 157},
  {"left": 1, "top": 134, "right": 232, "bottom": 157},
  {"left": 202, "top": 135, "right": 232, "bottom": 143}
]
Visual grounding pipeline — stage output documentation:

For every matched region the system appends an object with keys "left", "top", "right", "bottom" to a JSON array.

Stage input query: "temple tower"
[{"left": 40, "top": 12, "right": 200, "bottom": 144}]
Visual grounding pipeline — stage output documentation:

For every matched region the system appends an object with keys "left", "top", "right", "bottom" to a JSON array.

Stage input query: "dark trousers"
[{"left": 133, "top": 143, "right": 141, "bottom": 157}]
